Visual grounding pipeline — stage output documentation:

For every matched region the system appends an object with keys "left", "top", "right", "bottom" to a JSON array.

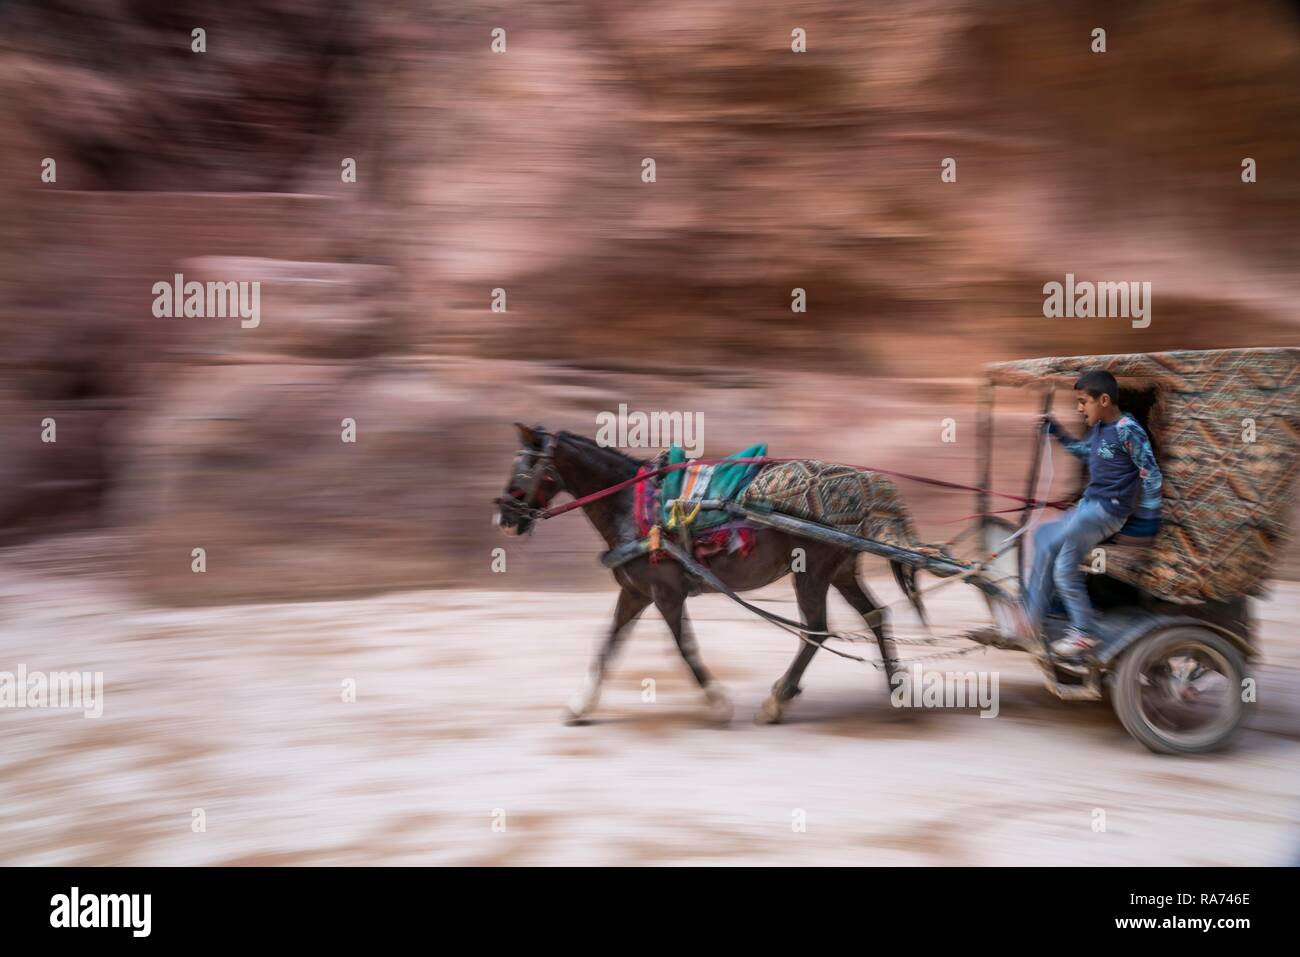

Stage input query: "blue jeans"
[{"left": 1023, "top": 498, "right": 1127, "bottom": 635}]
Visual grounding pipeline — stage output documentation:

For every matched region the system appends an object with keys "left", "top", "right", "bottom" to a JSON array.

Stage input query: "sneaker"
[{"left": 1051, "top": 629, "right": 1100, "bottom": 658}]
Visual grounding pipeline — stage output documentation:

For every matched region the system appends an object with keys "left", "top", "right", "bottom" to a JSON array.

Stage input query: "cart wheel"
[{"left": 1110, "top": 627, "right": 1246, "bottom": 755}]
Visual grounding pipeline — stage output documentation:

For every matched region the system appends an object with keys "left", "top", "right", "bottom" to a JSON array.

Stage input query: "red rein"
[{"left": 537, "top": 456, "right": 1068, "bottom": 520}]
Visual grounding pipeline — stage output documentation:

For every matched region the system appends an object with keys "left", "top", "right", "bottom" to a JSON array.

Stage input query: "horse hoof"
[
  {"left": 563, "top": 693, "right": 596, "bottom": 725},
  {"left": 755, "top": 694, "right": 784, "bottom": 725},
  {"left": 704, "top": 685, "right": 734, "bottom": 725},
  {"left": 562, "top": 706, "right": 589, "bottom": 725}
]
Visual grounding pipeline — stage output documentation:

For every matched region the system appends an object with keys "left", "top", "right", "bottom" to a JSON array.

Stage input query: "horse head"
[{"left": 494, "top": 423, "right": 565, "bottom": 536}]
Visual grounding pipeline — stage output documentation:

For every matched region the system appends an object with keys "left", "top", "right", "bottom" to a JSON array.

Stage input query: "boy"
[{"left": 1019, "top": 369, "right": 1163, "bottom": 657}]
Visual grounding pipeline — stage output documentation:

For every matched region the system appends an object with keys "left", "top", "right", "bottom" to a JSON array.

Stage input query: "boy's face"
[{"left": 1074, "top": 389, "right": 1109, "bottom": 427}]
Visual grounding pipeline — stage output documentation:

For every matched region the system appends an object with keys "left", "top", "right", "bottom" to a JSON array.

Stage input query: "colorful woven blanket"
[{"left": 658, "top": 443, "right": 768, "bottom": 530}]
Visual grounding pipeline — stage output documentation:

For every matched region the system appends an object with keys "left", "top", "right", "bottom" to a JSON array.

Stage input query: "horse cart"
[
  {"left": 954, "top": 348, "right": 1298, "bottom": 753},
  {"left": 498, "top": 348, "right": 1298, "bottom": 754}
]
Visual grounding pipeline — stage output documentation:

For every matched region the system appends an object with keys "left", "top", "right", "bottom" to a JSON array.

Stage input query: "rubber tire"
[{"left": 1111, "top": 627, "right": 1246, "bottom": 755}]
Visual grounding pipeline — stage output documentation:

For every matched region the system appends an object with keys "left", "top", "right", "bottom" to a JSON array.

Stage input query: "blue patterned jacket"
[{"left": 1048, "top": 413, "right": 1163, "bottom": 530}]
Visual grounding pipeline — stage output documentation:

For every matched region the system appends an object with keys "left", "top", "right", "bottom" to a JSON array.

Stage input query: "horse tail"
[{"left": 889, "top": 560, "right": 929, "bottom": 627}]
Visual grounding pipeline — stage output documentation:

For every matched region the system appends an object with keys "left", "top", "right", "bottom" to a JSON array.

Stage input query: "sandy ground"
[{"left": 2, "top": 565, "right": 1299, "bottom": 866}]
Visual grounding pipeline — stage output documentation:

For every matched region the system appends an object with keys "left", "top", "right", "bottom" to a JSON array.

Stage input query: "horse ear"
[{"left": 514, "top": 422, "right": 537, "bottom": 446}]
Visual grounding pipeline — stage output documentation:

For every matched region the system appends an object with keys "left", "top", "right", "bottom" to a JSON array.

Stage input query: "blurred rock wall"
[{"left": 1, "top": 0, "right": 1298, "bottom": 601}]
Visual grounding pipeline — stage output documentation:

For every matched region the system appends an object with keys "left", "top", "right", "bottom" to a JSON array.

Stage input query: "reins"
[
  {"left": 534, "top": 455, "right": 1068, "bottom": 522},
  {"left": 657, "top": 536, "right": 1009, "bottom": 669}
]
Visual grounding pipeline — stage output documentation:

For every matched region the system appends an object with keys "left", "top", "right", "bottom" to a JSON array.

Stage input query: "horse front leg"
[
  {"left": 565, "top": 585, "right": 651, "bottom": 724},
  {"left": 653, "top": 584, "right": 732, "bottom": 725}
]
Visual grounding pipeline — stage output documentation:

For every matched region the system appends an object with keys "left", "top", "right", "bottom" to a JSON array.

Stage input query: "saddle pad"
[{"left": 660, "top": 443, "right": 767, "bottom": 530}]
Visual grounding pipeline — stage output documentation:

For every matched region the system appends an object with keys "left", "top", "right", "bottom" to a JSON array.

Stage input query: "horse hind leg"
[
  {"left": 758, "top": 557, "right": 834, "bottom": 724},
  {"left": 834, "top": 561, "right": 900, "bottom": 688}
]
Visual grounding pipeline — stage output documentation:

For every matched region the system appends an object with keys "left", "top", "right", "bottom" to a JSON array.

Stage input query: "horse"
[{"left": 494, "top": 423, "right": 928, "bottom": 725}]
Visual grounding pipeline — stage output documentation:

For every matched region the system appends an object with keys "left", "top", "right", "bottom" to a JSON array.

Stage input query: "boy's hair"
[{"left": 1074, "top": 369, "right": 1119, "bottom": 403}]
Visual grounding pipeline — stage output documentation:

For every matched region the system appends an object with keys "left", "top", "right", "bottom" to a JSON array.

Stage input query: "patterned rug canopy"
[{"left": 986, "top": 348, "right": 1300, "bottom": 603}]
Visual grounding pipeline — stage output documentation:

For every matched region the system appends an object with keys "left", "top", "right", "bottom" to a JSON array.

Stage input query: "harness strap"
[
  {"left": 655, "top": 539, "right": 876, "bottom": 664},
  {"left": 538, "top": 456, "right": 1070, "bottom": 521},
  {"left": 666, "top": 499, "right": 702, "bottom": 530},
  {"left": 600, "top": 537, "right": 654, "bottom": 569}
]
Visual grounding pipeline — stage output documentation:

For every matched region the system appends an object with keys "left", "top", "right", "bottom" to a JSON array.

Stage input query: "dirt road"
[{"left": 2, "top": 565, "right": 1298, "bottom": 866}]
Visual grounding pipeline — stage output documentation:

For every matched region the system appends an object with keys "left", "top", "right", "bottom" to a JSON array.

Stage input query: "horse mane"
[{"left": 556, "top": 430, "right": 648, "bottom": 468}]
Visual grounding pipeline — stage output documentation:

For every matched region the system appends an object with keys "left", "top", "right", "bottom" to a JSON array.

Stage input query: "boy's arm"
[
  {"left": 1117, "top": 419, "right": 1163, "bottom": 519},
  {"left": 1044, "top": 415, "right": 1090, "bottom": 462}
]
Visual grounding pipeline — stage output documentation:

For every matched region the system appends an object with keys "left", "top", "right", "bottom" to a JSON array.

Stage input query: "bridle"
[{"left": 494, "top": 429, "right": 566, "bottom": 526}]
